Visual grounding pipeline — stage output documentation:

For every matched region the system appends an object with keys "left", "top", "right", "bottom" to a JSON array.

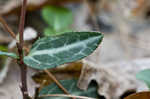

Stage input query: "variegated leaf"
[
  {"left": 24, "top": 32, "right": 103, "bottom": 69},
  {"left": 39, "top": 79, "right": 99, "bottom": 99},
  {"left": 0, "top": 51, "right": 18, "bottom": 59}
]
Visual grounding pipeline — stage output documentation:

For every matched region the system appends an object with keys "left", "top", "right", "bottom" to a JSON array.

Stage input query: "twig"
[
  {"left": 0, "top": 16, "right": 16, "bottom": 40},
  {"left": 85, "top": 0, "right": 102, "bottom": 31},
  {"left": 38, "top": 80, "right": 47, "bottom": 93},
  {"left": 16, "top": 0, "right": 28, "bottom": 99},
  {"left": 39, "top": 94, "right": 96, "bottom": 99},
  {"left": 44, "top": 70, "right": 76, "bottom": 99},
  {"left": 18, "top": 0, "right": 27, "bottom": 48},
  {"left": 18, "top": 63, "right": 28, "bottom": 99},
  {"left": 44, "top": 70, "right": 69, "bottom": 94},
  {"left": 0, "top": 2, "right": 29, "bottom": 99}
]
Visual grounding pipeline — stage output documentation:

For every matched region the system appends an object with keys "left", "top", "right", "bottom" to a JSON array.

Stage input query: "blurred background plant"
[{"left": 42, "top": 6, "right": 73, "bottom": 36}]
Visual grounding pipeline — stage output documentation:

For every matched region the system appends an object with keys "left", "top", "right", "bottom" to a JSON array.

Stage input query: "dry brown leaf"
[
  {"left": 32, "top": 61, "right": 83, "bottom": 86},
  {"left": 78, "top": 59, "right": 150, "bottom": 99},
  {"left": 125, "top": 91, "right": 150, "bottom": 99}
]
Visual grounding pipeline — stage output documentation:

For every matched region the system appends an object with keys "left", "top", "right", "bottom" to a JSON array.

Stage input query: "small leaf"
[
  {"left": 39, "top": 79, "right": 100, "bottom": 99},
  {"left": 42, "top": 6, "right": 73, "bottom": 31},
  {"left": 44, "top": 28, "right": 57, "bottom": 36},
  {"left": 0, "top": 51, "right": 18, "bottom": 59},
  {"left": 125, "top": 91, "right": 150, "bottom": 99},
  {"left": 24, "top": 32, "right": 103, "bottom": 69},
  {"left": 136, "top": 69, "right": 150, "bottom": 88},
  {"left": 0, "top": 45, "right": 8, "bottom": 52},
  {"left": 44, "top": 27, "right": 73, "bottom": 36}
]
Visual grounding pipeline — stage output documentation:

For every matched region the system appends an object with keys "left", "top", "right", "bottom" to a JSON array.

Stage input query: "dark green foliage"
[
  {"left": 39, "top": 79, "right": 100, "bottom": 99},
  {"left": 136, "top": 69, "right": 150, "bottom": 89},
  {"left": 24, "top": 32, "right": 103, "bottom": 70}
]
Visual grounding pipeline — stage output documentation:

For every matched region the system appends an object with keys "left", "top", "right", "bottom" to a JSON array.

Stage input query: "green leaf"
[
  {"left": 136, "top": 69, "right": 150, "bottom": 89},
  {"left": 44, "top": 28, "right": 73, "bottom": 36},
  {"left": 44, "top": 28, "right": 57, "bottom": 36},
  {"left": 0, "top": 51, "right": 18, "bottom": 59},
  {"left": 42, "top": 6, "right": 73, "bottom": 31},
  {"left": 24, "top": 32, "right": 103, "bottom": 69},
  {"left": 0, "top": 45, "right": 8, "bottom": 52},
  {"left": 39, "top": 79, "right": 99, "bottom": 99}
]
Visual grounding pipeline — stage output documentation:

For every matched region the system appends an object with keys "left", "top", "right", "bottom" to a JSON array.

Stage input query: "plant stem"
[
  {"left": 18, "top": 62, "right": 28, "bottom": 99},
  {"left": 19, "top": 0, "right": 27, "bottom": 48},
  {"left": 39, "top": 94, "right": 95, "bottom": 99},
  {"left": 0, "top": 16, "right": 16, "bottom": 40},
  {"left": 0, "top": 1, "right": 28, "bottom": 98},
  {"left": 44, "top": 70, "right": 76, "bottom": 99},
  {"left": 17, "top": 0, "right": 28, "bottom": 99}
]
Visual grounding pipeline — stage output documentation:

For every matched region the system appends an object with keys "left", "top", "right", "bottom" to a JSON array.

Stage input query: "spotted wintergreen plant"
[
  {"left": 0, "top": 0, "right": 104, "bottom": 98},
  {"left": 23, "top": 31, "right": 103, "bottom": 99},
  {"left": 42, "top": 6, "right": 73, "bottom": 36},
  {"left": 24, "top": 32, "right": 103, "bottom": 69}
]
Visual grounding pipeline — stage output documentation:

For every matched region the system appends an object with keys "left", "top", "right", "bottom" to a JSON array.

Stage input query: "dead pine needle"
[
  {"left": 39, "top": 94, "right": 96, "bottom": 99},
  {"left": 44, "top": 69, "right": 69, "bottom": 94},
  {"left": 44, "top": 69, "right": 76, "bottom": 99},
  {"left": 0, "top": 16, "right": 16, "bottom": 39}
]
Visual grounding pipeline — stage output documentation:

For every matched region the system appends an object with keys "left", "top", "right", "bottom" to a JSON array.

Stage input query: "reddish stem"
[{"left": 17, "top": 0, "right": 28, "bottom": 99}]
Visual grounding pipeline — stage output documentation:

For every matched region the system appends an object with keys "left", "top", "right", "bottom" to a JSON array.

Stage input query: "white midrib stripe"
[{"left": 29, "top": 36, "right": 99, "bottom": 56}]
